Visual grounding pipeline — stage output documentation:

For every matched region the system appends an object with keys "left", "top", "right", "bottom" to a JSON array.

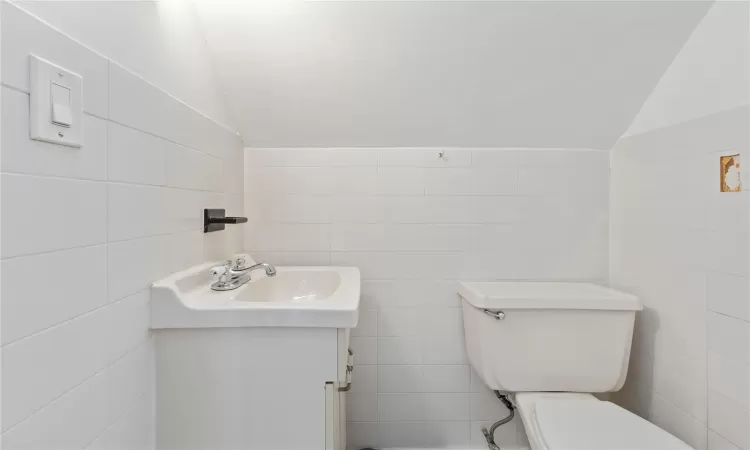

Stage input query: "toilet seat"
[{"left": 516, "top": 393, "right": 694, "bottom": 450}]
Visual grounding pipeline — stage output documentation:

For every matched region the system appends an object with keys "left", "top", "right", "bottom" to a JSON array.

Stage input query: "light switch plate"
[{"left": 29, "top": 55, "right": 83, "bottom": 147}]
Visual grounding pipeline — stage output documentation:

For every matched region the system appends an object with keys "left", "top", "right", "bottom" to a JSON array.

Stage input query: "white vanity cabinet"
[
  {"left": 150, "top": 263, "right": 360, "bottom": 450},
  {"left": 155, "top": 327, "right": 352, "bottom": 450}
]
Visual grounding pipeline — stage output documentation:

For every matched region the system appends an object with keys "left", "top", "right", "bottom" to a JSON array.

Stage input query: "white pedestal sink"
[{"left": 150, "top": 262, "right": 360, "bottom": 450}]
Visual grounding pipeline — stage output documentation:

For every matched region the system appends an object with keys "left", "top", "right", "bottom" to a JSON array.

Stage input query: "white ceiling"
[
  {"left": 624, "top": 1, "right": 749, "bottom": 136},
  {"left": 197, "top": 1, "right": 711, "bottom": 149}
]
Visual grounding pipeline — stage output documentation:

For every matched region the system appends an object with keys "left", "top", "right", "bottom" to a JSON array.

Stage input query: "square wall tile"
[
  {"left": 377, "top": 421, "right": 471, "bottom": 448},
  {"left": 1, "top": 372, "right": 109, "bottom": 450},
  {"left": 708, "top": 390, "right": 750, "bottom": 450},
  {"left": 708, "top": 312, "right": 750, "bottom": 364},
  {"left": 3, "top": 88, "right": 107, "bottom": 181},
  {"left": 108, "top": 122, "right": 168, "bottom": 186},
  {"left": 1, "top": 174, "right": 106, "bottom": 258},
  {"left": 1, "top": 245, "right": 108, "bottom": 345},
  {"left": 707, "top": 272, "right": 750, "bottom": 321},
  {"left": 377, "top": 393, "right": 471, "bottom": 421},
  {"left": 2, "top": 306, "right": 111, "bottom": 431}
]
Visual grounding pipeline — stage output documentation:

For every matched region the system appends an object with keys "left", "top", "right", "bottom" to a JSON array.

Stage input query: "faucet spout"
[
  {"left": 210, "top": 261, "right": 276, "bottom": 291},
  {"left": 234, "top": 262, "right": 276, "bottom": 277}
]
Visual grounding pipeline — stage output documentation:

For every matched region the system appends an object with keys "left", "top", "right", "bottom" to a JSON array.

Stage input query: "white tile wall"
[
  {"left": 610, "top": 106, "right": 750, "bottom": 450},
  {"left": 7, "top": 4, "right": 745, "bottom": 450},
  {"left": 1, "top": 4, "right": 244, "bottom": 448},
  {"left": 244, "top": 146, "right": 609, "bottom": 448}
]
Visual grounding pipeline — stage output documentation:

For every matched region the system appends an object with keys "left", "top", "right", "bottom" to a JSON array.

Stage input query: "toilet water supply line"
[
  {"left": 481, "top": 391, "right": 516, "bottom": 450},
  {"left": 357, "top": 391, "right": 514, "bottom": 450}
]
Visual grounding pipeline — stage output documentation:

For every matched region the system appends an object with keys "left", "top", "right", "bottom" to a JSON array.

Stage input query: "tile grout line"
[
  {"left": 1, "top": 168, "right": 228, "bottom": 194},
  {"left": 1, "top": 335, "right": 151, "bottom": 436},
  {"left": 1, "top": 227, "right": 207, "bottom": 263},
  {"left": 1, "top": 287, "right": 149, "bottom": 349},
  {"left": 2, "top": 85, "right": 230, "bottom": 161},
  {"left": 82, "top": 389, "right": 152, "bottom": 450}
]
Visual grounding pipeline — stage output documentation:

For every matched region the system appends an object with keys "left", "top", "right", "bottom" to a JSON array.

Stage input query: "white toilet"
[{"left": 459, "top": 281, "right": 694, "bottom": 450}]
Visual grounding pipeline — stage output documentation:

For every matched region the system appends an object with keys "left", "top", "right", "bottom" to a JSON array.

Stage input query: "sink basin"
[
  {"left": 233, "top": 270, "right": 341, "bottom": 303},
  {"left": 150, "top": 263, "right": 360, "bottom": 329}
]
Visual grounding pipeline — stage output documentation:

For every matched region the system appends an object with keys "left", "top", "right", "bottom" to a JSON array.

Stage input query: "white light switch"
[
  {"left": 29, "top": 55, "right": 83, "bottom": 147},
  {"left": 51, "top": 82, "right": 72, "bottom": 127}
]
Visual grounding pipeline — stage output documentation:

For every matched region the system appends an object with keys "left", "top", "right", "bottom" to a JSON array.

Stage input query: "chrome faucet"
[
  {"left": 209, "top": 256, "right": 276, "bottom": 291},
  {"left": 232, "top": 262, "right": 277, "bottom": 277},
  {"left": 231, "top": 255, "right": 277, "bottom": 277}
]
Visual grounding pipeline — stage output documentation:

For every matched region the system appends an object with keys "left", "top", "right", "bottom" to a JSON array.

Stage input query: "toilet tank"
[{"left": 459, "top": 282, "right": 642, "bottom": 393}]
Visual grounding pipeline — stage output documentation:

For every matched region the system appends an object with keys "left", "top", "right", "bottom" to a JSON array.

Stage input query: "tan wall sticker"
[{"left": 720, "top": 154, "right": 741, "bottom": 192}]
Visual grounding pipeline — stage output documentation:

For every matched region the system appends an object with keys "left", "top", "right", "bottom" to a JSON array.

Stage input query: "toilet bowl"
[
  {"left": 515, "top": 393, "right": 693, "bottom": 450},
  {"left": 458, "top": 281, "right": 694, "bottom": 450}
]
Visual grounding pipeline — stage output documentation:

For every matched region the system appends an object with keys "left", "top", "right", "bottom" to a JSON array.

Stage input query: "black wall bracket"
[{"left": 204, "top": 208, "right": 248, "bottom": 233}]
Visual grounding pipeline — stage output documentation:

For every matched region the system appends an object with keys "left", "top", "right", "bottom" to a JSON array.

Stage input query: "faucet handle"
[
  {"left": 209, "top": 263, "right": 231, "bottom": 283},
  {"left": 233, "top": 253, "right": 255, "bottom": 270}
]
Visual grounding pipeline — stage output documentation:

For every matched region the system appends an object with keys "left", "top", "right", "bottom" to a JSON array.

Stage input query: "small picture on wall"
[{"left": 720, "top": 153, "right": 741, "bottom": 192}]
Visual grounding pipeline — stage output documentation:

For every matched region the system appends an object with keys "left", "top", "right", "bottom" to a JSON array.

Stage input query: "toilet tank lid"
[{"left": 458, "top": 282, "right": 642, "bottom": 311}]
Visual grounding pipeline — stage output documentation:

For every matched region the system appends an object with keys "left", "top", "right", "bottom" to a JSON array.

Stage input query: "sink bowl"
[
  {"left": 150, "top": 263, "right": 360, "bottom": 329},
  {"left": 233, "top": 269, "right": 341, "bottom": 304}
]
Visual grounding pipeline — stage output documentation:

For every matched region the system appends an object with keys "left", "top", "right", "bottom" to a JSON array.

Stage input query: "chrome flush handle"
[{"left": 483, "top": 309, "right": 506, "bottom": 321}]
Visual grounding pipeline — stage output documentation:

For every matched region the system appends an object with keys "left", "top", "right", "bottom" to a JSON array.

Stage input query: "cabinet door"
[
  {"left": 338, "top": 387, "right": 346, "bottom": 449},
  {"left": 325, "top": 383, "right": 345, "bottom": 450}
]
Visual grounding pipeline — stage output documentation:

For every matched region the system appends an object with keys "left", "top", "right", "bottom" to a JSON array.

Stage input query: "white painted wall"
[
  {"left": 199, "top": 0, "right": 709, "bottom": 149},
  {"left": 243, "top": 146, "right": 610, "bottom": 449},
  {"left": 624, "top": 2, "right": 750, "bottom": 136},
  {"left": 12, "top": 0, "right": 237, "bottom": 131},
  {"left": 610, "top": 4, "right": 750, "bottom": 450},
  {"left": 0, "top": 3, "right": 244, "bottom": 448},
  {"left": 0, "top": 3, "right": 4, "bottom": 437},
  {"left": 611, "top": 106, "right": 750, "bottom": 450}
]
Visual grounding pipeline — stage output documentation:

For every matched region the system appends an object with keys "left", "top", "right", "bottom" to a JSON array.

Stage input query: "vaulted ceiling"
[{"left": 197, "top": 1, "right": 711, "bottom": 149}]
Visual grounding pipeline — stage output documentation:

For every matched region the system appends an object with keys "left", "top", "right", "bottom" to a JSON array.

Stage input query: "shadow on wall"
[{"left": 611, "top": 307, "right": 659, "bottom": 419}]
